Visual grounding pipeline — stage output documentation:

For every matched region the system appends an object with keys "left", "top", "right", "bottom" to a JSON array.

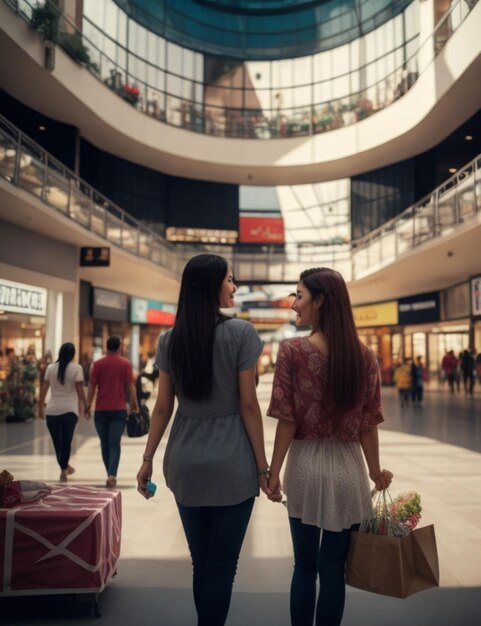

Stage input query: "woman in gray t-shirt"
[{"left": 137, "top": 254, "right": 269, "bottom": 626}]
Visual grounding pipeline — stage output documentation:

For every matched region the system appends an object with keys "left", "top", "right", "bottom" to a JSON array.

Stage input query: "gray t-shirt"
[{"left": 155, "top": 318, "right": 263, "bottom": 506}]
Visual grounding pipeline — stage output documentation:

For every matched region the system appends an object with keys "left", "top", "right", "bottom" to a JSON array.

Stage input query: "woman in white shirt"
[{"left": 38, "top": 343, "right": 89, "bottom": 481}]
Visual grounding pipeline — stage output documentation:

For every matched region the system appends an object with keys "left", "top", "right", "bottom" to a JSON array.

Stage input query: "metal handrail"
[
  {"left": 2, "top": 0, "right": 478, "bottom": 140},
  {"left": 1, "top": 111, "right": 480, "bottom": 284}
]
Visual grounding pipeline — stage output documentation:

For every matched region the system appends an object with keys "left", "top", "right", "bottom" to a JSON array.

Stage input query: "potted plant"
[
  {"left": 120, "top": 84, "right": 141, "bottom": 106},
  {"left": 58, "top": 31, "right": 90, "bottom": 66},
  {"left": 30, "top": 1, "right": 60, "bottom": 42}
]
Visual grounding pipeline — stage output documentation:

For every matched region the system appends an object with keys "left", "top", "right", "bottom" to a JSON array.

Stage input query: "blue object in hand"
[{"left": 146, "top": 481, "right": 157, "bottom": 496}]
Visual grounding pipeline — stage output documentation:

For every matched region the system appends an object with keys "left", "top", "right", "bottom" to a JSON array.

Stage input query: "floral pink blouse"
[{"left": 267, "top": 337, "right": 384, "bottom": 441}]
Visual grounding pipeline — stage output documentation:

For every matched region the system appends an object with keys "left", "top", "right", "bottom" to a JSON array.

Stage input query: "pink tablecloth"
[{"left": 0, "top": 485, "right": 121, "bottom": 595}]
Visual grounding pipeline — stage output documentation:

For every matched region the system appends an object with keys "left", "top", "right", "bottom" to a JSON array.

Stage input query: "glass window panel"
[
  {"left": 332, "top": 43, "right": 349, "bottom": 76},
  {"left": 331, "top": 75, "right": 349, "bottom": 98},
  {"left": 183, "top": 48, "right": 195, "bottom": 80},
  {"left": 117, "top": 9, "right": 127, "bottom": 47},
  {"left": 404, "top": 1, "right": 420, "bottom": 39},
  {"left": 350, "top": 70, "right": 360, "bottom": 94},
  {"left": 375, "top": 23, "right": 389, "bottom": 58},
  {"left": 194, "top": 52, "right": 203, "bottom": 82},
  {"left": 195, "top": 83, "right": 204, "bottom": 103},
  {"left": 279, "top": 59, "right": 293, "bottom": 88},
  {"left": 167, "top": 74, "right": 183, "bottom": 97},
  {"left": 294, "top": 85, "right": 311, "bottom": 108},
  {"left": 393, "top": 14, "right": 403, "bottom": 47},
  {"left": 83, "top": 0, "right": 103, "bottom": 23},
  {"left": 313, "top": 50, "right": 332, "bottom": 82},
  {"left": 157, "top": 37, "right": 166, "bottom": 68},
  {"left": 364, "top": 30, "right": 377, "bottom": 63},
  {"left": 273, "top": 87, "right": 293, "bottom": 109},
  {"left": 295, "top": 185, "right": 317, "bottom": 206},
  {"left": 293, "top": 57, "right": 311, "bottom": 88},
  {"left": 350, "top": 39, "right": 360, "bottom": 71},
  {"left": 366, "top": 62, "right": 377, "bottom": 88},
  {"left": 131, "top": 58, "right": 147, "bottom": 85},
  {"left": 246, "top": 61, "right": 271, "bottom": 89},
  {"left": 313, "top": 81, "right": 332, "bottom": 106},
  {"left": 167, "top": 42, "right": 182, "bottom": 75},
  {"left": 182, "top": 79, "right": 195, "bottom": 100},
  {"left": 146, "top": 32, "right": 157, "bottom": 66},
  {"left": 104, "top": 1, "right": 119, "bottom": 40},
  {"left": 277, "top": 186, "right": 301, "bottom": 211}
]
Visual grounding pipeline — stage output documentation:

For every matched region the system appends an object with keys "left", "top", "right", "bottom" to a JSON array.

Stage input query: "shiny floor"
[{"left": 1, "top": 376, "right": 481, "bottom": 626}]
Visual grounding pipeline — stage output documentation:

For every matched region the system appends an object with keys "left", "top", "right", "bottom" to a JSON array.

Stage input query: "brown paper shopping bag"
[{"left": 345, "top": 524, "right": 439, "bottom": 598}]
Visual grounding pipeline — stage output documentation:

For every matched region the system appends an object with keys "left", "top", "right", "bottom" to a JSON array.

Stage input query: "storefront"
[
  {"left": 79, "top": 285, "right": 131, "bottom": 364},
  {"left": 0, "top": 278, "right": 47, "bottom": 357},
  {"left": 470, "top": 275, "right": 481, "bottom": 352},
  {"left": 353, "top": 300, "right": 399, "bottom": 384},
  {"left": 130, "top": 297, "right": 176, "bottom": 371}
]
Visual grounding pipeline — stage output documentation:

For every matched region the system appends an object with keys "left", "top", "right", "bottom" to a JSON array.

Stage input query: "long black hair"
[
  {"left": 56, "top": 342, "right": 76, "bottom": 385},
  {"left": 169, "top": 254, "right": 229, "bottom": 401},
  {"left": 300, "top": 267, "right": 366, "bottom": 412}
]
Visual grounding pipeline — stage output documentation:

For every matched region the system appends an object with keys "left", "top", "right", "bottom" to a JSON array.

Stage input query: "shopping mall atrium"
[{"left": 0, "top": 1, "right": 480, "bottom": 624}]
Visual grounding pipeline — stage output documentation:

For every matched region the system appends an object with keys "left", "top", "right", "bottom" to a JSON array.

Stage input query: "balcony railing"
[
  {"left": 1, "top": 113, "right": 480, "bottom": 286},
  {"left": 2, "top": 0, "right": 478, "bottom": 139}
]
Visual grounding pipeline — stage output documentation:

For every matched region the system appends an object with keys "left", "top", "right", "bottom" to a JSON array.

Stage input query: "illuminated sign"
[
  {"left": 471, "top": 276, "right": 481, "bottom": 317},
  {"left": 80, "top": 247, "right": 110, "bottom": 267},
  {"left": 239, "top": 216, "right": 285, "bottom": 244},
  {"left": 131, "top": 298, "right": 176, "bottom": 325},
  {"left": 0, "top": 279, "right": 47, "bottom": 316},
  {"left": 352, "top": 301, "right": 398, "bottom": 327}
]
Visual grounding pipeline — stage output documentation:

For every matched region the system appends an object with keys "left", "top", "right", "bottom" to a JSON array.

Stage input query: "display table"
[{"left": 0, "top": 485, "right": 121, "bottom": 598}]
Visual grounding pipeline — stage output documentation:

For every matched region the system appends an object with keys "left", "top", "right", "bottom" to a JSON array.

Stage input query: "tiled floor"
[{"left": 1, "top": 376, "right": 481, "bottom": 625}]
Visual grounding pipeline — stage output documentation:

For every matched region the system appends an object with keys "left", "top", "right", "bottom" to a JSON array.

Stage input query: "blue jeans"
[
  {"left": 46, "top": 412, "right": 78, "bottom": 470},
  {"left": 94, "top": 410, "right": 126, "bottom": 477},
  {"left": 177, "top": 497, "right": 255, "bottom": 626},
  {"left": 289, "top": 516, "right": 358, "bottom": 626}
]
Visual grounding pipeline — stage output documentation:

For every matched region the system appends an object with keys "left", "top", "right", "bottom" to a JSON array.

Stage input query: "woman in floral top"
[{"left": 267, "top": 267, "right": 393, "bottom": 626}]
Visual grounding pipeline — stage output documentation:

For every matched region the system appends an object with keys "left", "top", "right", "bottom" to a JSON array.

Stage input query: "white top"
[{"left": 45, "top": 362, "right": 84, "bottom": 416}]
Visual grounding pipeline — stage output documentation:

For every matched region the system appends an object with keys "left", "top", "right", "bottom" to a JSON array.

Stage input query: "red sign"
[
  {"left": 239, "top": 216, "right": 285, "bottom": 244},
  {"left": 146, "top": 309, "right": 176, "bottom": 325}
]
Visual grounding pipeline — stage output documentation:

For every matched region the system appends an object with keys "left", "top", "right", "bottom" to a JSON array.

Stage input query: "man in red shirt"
[{"left": 86, "top": 336, "right": 139, "bottom": 487}]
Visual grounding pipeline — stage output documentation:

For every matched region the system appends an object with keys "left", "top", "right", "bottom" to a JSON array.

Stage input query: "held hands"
[
  {"left": 266, "top": 473, "right": 283, "bottom": 503},
  {"left": 37, "top": 405, "right": 45, "bottom": 420},
  {"left": 137, "top": 462, "right": 154, "bottom": 499},
  {"left": 369, "top": 468, "right": 393, "bottom": 491}
]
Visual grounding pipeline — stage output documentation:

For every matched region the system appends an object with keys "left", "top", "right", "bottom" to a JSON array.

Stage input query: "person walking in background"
[
  {"left": 38, "top": 343, "right": 88, "bottom": 481},
  {"left": 441, "top": 350, "right": 458, "bottom": 393},
  {"left": 87, "top": 336, "right": 139, "bottom": 488},
  {"left": 266, "top": 267, "right": 392, "bottom": 626},
  {"left": 137, "top": 254, "right": 269, "bottom": 626},
  {"left": 460, "top": 349, "right": 475, "bottom": 395},
  {"left": 394, "top": 358, "right": 412, "bottom": 408},
  {"left": 411, "top": 355, "right": 425, "bottom": 407}
]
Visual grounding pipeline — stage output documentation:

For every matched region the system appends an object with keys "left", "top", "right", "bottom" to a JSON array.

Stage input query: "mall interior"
[{"left": 0, "top": 1, "right": 480, "bottom": 624}]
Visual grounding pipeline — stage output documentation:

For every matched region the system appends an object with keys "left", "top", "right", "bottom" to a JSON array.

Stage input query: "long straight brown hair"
[{"left": 300, "top": 267, "right": 366, "bottom": 411}]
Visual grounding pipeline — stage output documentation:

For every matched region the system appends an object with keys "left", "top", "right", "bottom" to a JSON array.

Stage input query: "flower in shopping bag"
[{"left": 389, "top": 491, "right": 422, "bottom": 530}]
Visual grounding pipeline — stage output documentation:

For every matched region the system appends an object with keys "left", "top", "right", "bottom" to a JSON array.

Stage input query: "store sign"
[
  {"left": 352, "top": 301, "right": 398, "bottom": 328},
  {"left": 444, "top": 283, "right": 469, "bottom": 320},
  {"left": 398, "top": 291, "right": 440, "bottom": 325},
  {"left": 93, "top": 288, "right": 128, "bottom": 321},
  {"left": 0, "top": 279, "right": 47, "bottom": 316},
  {"left": 131, "top": 298, "right": 176, "bottom": 325},
  {"left": 471, "top": 276, "right": 481, "bottom": 317},
  {"left": 80, "top": 247, "right": 110, "bottom": 267}
]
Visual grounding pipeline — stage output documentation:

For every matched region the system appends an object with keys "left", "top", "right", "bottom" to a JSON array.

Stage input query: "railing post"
[
  {"left": 41, "top": 154, "right": 49, "bottom": 203},
  {"left": 12, "top": 129, "right": 21, "bottom": 187}
]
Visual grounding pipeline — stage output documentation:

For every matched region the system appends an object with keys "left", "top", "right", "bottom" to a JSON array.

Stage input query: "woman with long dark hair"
[
  {"left": 136, "top": 254, "right": 269, "bottom": 626},
  {"left": 267, "top": 267, "right": 393, "bottom": 626},
  {"left": 38, "top": 342, "right": 88, "bottom": 481}
]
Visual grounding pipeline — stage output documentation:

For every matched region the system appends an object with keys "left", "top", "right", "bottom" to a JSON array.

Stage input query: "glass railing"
[
  {"left": 3, "top": 0, "right": 478, "bottom": 139},
  {"left": 351, "top": 155, "right": 481, "bottom": 278},
  {"left": 1, "top": 112, "right": 480, "bottom": 286}
]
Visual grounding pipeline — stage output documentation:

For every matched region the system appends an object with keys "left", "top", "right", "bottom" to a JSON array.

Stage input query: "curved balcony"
[
  {"left": 2, "top": 0, "right": 480, "bottom": 185},
  {"left": 2, "top": 0, "right": 477, "bottom": 141},
  {"left": 1, "top": 112, "right": 480, "bottom": 304}
]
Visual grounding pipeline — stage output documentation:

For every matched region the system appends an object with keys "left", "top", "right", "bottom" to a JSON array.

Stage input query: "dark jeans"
[
  {"left": 411, "top": 384, "right": 423, "bottom": 403},
  {"left": 94, "top": 410, "right": 127, "bottom": 477},
  {"left": 289, "top": 516, "right": 357, "bottom": 626},
  {"left": 46, "top": 412, "right": 78, "bottom": 470},
  {"left": 177, "top": 496, "right": 255, "bottom": 626}
]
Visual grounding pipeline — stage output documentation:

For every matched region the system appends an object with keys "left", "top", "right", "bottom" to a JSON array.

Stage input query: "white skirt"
[{"left": 284, "top": 438, "right": 373, "bottom": 532}]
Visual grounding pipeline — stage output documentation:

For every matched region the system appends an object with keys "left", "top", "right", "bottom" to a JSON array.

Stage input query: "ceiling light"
[
  {"left": 38, "top": 125, "right": 46, "bottom": 131},
  {"left": 448, "top": 168, "right": 457, "bottom": 173},
  {"left": 465, "top": 135, "right": 473, "bottom": 141}
]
